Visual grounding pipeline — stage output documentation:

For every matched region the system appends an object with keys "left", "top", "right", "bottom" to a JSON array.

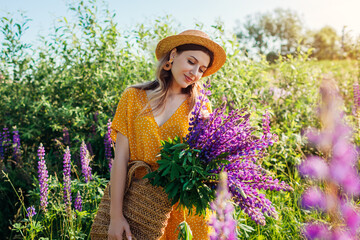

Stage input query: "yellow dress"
[{"left": 110, "top": 87, "right": 211, "bottom": 240}]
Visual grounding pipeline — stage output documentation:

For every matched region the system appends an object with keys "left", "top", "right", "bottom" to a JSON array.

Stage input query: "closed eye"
[
  {"left": 188, "top": 59, "right": 206, "bottom": 73},
  {"left": 200, "top": 67, "right": 207, "bottom": 73}
]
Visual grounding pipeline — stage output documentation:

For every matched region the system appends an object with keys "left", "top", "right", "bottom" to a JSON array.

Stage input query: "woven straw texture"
[{"left": 90, "top": 161, "right": 172, "bottom": 240}]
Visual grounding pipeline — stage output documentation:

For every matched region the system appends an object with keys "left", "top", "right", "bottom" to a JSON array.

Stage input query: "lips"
[{"left": 184, "top": 75, "right": 193, "bottom": 83}]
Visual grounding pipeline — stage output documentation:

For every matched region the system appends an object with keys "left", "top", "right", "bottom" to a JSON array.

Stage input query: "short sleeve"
[{"left": 110, "top": 88, "right": 133, "bottom": 142}]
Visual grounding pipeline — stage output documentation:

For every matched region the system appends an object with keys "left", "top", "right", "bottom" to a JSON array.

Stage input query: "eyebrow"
[{"left": 190, "top": 55, "right": 208, "bottom": 68}]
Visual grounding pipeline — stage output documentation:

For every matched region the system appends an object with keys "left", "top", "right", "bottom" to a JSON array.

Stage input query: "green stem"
[{"left": 2, "top": 170, "right": 27, "bottom": 212}]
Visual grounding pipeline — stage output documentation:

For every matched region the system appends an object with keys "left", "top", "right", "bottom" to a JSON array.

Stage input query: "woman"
[{"left": 108, "top": 30, "right": 226, "bottom": 240}]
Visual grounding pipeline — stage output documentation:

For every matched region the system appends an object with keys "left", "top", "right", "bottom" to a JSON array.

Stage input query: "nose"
[{"left": 189, "top": 65, "right": 200, "bottom": 79}]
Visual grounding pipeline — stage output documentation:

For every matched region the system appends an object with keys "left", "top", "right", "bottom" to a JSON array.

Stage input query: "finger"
[
  {"left": 115, "top": 232, "right": 122, "bottom": 240},
  {"left": 124, "top": 224, "right": 132, "bottom": 240}
]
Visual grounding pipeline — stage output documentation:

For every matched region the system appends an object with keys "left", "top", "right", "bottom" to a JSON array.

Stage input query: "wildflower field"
[{"left": 1, "top": 1, "right": 360, "bottom": 239}]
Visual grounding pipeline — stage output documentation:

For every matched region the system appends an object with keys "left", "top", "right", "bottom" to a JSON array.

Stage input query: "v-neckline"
[{"left": 142, "top": 90, "right": 188, "bottom": 128}]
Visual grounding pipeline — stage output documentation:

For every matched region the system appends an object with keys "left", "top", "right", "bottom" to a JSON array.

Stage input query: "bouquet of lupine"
[{"left": 145, "top": 80, "right": 293, "bottom": 225}]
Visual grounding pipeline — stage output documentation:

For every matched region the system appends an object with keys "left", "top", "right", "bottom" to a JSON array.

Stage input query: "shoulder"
[
  {"left": 123, "top": 86, "right": 140, "bottom": 94},
  {"left": 121, "top": 87, "right": 143, "bottom": 99}
]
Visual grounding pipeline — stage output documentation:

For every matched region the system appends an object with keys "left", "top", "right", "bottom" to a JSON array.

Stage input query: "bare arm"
[{"left": 108, "top": 132, "right": 132, "bottom": 240}]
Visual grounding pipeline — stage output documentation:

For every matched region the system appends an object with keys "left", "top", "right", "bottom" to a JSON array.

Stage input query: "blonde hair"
[{"left": 131, "top": 44, "right": 214, "bottom": 117}]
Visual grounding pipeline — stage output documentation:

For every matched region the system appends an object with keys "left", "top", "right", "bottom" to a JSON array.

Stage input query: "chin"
[{"left": 178, "top": 81, "right": 188, "bottom": 89}]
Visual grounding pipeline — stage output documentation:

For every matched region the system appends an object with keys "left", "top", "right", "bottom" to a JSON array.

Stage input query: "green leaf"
[
  {"left": 170, "top": 164, "right": 180, "bottom": 180},
  {"left": 158, "top": 163, "right": 170, "bottom": 173},
  {"left": 182, "top": 180, "right": 194, "bottom": 191},
  {"left": 161, "top": 164, "right": 172, "bottom": 177},
  {"left": 177, "top": 221, "right": 193, "bottom": 240},
  {"left": 164, "top": 181, "right": 176, "bottom": 195},
  {"left": 143, "top": 171, "right": 156, "bottom": 180},
  {"left": 164, "top": 181, "right": 180, "bottom": 205},
  {"left": 170, "top": 143, "right": 187, "bottom": 150},
  {"left": 236, "top": 185, "right": 248, "bottom": 199},
  {"left": 179, "top": 149, "right": 186, "bottom": 159}
]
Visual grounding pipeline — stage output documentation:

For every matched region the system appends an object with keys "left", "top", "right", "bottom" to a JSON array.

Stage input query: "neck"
[{"left": 168, "top": 77, "right": 183, "bottom": 95}]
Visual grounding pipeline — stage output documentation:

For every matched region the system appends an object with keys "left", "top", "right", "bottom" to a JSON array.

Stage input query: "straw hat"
[{"left": 155, "top": 30, "right": 226, "bottom": 77}]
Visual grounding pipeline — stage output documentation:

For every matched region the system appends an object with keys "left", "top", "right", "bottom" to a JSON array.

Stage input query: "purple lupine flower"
[
  {"left": 104, "top": 119, "right": 113, "bottom": 171},
  {"left": 63, "top": 127, "right": 70, "bottom": 145},
  {"left": 224, "top": 159, "right": 292, "bottom": 225},
  {"left": 299, "top": 79, "right": 360, "bottom": 239},
  {"left": 331, "top": 229, "right": 354, "bottom": 240},
  {"left": 298, "top": 156, "right": 329, "bottom": 179},
  {"left": 26, "top": 206, "right": 36, "bottom": 218},
  {"left": 302, "top": 118, "right": 360, "bottom": 197},
  {"left": 63, "top": 146, "right": 72, "bottom": 212},
  {"left": 12, "top": 129, "right": 21, "bottom": 161},
  {"left": 80, "top": 141, "right": 92, "bottom": 183},
  {"left": 74, "top": 191, "right": 82, "bottom": 212},
  {"left": 209, "top": 172, "right": 237, "bottom": 240},
  {"left": 303, "top": 223, "right": 331, "bottom": 240},
  {"left": 186, "top": 102, "right": 278, "bottom": 167},
  {"left": 37, "top": 143, "right": 48, "bottom": 212},
  {"left": 183, "top": 80, "right": 291, "bottom": 225},
  {"left": 301, "top": 187, "right": 327, "bottom": 211},
  {"left": 3, "top": 128, "right": 10, "bottom": 145},
  {"left": 340, "top": 202, "right": 360, "bottom": 236}
]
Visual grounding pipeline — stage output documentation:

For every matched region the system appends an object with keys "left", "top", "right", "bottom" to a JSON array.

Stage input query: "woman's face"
[{"left": 170, "top": 49, "right": 211, "bottom": 90}]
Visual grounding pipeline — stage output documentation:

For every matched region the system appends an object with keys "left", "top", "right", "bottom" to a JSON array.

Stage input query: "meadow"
[{"left": 1, "top": 1, "right": 360, "bottom": 239}]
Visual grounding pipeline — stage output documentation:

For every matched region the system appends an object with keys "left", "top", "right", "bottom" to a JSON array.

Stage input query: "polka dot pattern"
[{"left": 111, "top": 87, "right": 212, "bottom": 240}]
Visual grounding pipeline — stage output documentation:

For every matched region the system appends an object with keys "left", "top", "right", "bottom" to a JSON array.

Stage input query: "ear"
[{"left": 170, "top": 48, "right": 177, "bottom": 59}]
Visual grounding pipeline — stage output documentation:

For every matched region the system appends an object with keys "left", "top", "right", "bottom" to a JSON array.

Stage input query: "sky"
[{"left": 1, "top": 0, "right": 360, "bottom": 46}]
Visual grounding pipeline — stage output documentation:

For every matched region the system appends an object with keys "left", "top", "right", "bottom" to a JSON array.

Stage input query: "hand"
[{"left": 108, "top": 216, "right": 132, "bottom": 240}]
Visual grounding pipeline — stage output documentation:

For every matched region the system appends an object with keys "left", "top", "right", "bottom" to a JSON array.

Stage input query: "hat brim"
[{"left": 155, "top": 35, "right": 226, "bottom": 77}]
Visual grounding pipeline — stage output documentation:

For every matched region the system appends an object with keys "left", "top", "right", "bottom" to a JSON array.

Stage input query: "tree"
[
  {"left": 236, "top": 14, "right": 269, "bottom": 55},
  {"left": 236, "top": 8, "right": 304, "bottom": 56},
  {"left": 340, "top": 26, "right": 360, "bottom": 59},
  {"left": 267, "top": 8, "right": 303, "bottom": 55},
  {"left": 311, "top": 26, "right": 340, "bottom": 60}
]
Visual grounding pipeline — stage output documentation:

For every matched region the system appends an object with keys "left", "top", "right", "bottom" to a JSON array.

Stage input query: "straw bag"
[{"left": 90, "top": 161, "right": 173, "bottom": 240}]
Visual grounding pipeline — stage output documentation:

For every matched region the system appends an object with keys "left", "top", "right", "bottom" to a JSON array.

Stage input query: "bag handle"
[{"left": 125, "top": 161, "right": 152, "bottom": 193}]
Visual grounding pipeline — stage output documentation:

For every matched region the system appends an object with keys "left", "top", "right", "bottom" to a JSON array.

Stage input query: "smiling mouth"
[{"left": 184, "top": 75, "right": 193, "bottom": 83}]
